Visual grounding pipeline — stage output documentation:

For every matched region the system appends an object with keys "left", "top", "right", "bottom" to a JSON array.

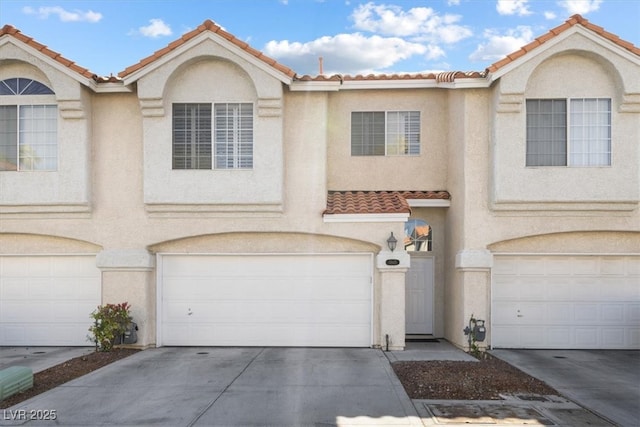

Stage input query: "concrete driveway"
[
  {"left": 1, "top": 347, "right": 422, "bottom": 426},
  {"left": 491, "top": 349, "right": 640, "bottom": 427}
]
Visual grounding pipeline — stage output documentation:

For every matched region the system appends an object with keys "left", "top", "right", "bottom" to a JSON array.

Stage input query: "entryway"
[{"left": 405, "top": 256, "right": 434, "bottom": 335}]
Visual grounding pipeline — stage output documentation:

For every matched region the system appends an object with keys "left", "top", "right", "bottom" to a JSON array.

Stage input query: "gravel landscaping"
[{"left": 392, "top": 355, "right": 559, "bottom": 400}]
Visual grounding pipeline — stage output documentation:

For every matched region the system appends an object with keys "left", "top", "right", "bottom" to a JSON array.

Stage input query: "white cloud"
[
  {"left": 544, "top": 11, "right": 557, "bottom": 19},
  {"left": 22, "top": 6, "right": 102, "bottom": 23},
  {"left": 469, "top": 26, "right": 534, "bottom": 62},
  {"left": 137, "top": 19, "right": 172, "bottom": 38},
  {"left": 424, "top": 44, "right": 446, "bottom": 60},
  {"left": 558, "top": 0, "right": 602, "bottom": 15},
  {"left": 447, "top": 0, "right": 461, "bottom": 5},
  {"left": 264, "top": 33, "right": 428, "bottom": 75},
  {"left": 351, "top": 2, "right": 472, "bottom": 43},
  {"left": 496, "top": 0, "right": 532, "bottom": 16}
]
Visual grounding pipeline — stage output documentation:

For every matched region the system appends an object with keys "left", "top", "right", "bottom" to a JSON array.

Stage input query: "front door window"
[{"left": 404, "top": 219, "right": 432, "bottom": 252}]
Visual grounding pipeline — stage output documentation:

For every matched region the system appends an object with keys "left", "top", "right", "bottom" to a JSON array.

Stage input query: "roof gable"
[
  {"left": 487, "top": 14, "right": 640, "bottom": 79},
  {"left": 118, "top": 19, "right": 295, "bottom": 84},
  {"left": 0, "top": 24, "right": 103, "bottom": 85}
]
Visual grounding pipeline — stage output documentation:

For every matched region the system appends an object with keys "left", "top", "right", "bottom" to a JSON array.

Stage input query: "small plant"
[
  {"left": 88, "top": 302, "right": 132, "bottom": 352},
  {"left": 463, "top": 314, "right": 486, "bottom": 359}
]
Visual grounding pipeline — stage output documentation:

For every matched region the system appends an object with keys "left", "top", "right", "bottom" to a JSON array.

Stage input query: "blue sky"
[{"left": 1, "top": 0, "right": 638, "bottom": 77}]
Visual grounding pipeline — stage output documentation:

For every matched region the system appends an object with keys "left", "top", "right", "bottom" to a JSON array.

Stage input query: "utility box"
[
  {"left": 473, "top": 320, "right": 486, "bottom": 342},
  {"left": 115, "top": 322, "right": 138, "bottom": 345},
  {"left": 0, "top": 366, "right": 33, "bottom": 400}
]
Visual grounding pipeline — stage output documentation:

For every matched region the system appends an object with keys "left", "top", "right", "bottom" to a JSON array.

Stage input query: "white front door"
[
  {"left": 405, "top": 256, "right": 434, "bottom": 335},
  {"left": 159, "top": 254, "right": 373, "bottom": 347}
]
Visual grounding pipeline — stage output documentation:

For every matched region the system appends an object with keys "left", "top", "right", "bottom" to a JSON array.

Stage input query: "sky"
[{"left": 1, "top": 0, "right": 638, "bottom": 77}]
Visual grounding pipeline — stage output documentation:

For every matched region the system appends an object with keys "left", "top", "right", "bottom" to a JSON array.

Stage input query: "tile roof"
[
  {"left": 2, "top": 15, "right": 637, "bottom": 86},
  {"left": 487, "top": 14, "right": 640, "bottom": 73},
  {"left": 0, "top": 24, "right": 101, "bottom": 81},
  {"left": 324, "top": 191, "right": 450, "bottom": 215},
  {"left": 119, "top": 19, "right": 296, "bottom": 79},
  {"left": 294, "top": 71, "right": 486, "bottom": 82}
]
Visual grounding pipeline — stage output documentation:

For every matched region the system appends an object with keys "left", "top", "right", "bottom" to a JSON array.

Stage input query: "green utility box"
[{"left": 0, "top": 366, "right": 34, "bottom": 400}]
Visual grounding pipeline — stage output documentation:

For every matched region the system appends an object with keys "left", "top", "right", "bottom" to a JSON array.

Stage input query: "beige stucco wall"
[
  {"left": 491, "top": 32, "right": 640, "bottom": 210},
  {"left": 445, "top": 31, "right": 640, "bottom": 349},
  {"left": 139, "top": 46, "right": 285, "bottom": 210},
  {"left": 0, "top": 51, "right": 409, "bottom": 348},
  {"left": 1, "top": 25, "right": 637, "bottom": 351},
  {"left": 326, "top": 89, "right": 449, "bottom": 191},
  {"left": 0, "top": 48, "right": 92, "bottom": 212}
]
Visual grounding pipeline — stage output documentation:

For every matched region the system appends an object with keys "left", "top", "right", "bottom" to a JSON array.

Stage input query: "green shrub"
[{"left": 88, "top": 302, "right": 132, "bottom": 352}]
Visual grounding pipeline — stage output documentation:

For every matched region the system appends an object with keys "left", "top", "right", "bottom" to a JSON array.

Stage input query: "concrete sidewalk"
[
  {"left": 0, "top": 347, "right": 94, "bottom": 373},
  {"left": 492, "top": 349, "right": 640, "bottom": 427},
  {"left": 0, "top": 343, "right": 621, "bottom": 426},
  {"left": 1, "top": 347, "right": 423, "bottom": 426}
]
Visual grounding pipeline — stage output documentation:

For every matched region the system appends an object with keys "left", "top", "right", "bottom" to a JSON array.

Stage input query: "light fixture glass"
[{"left": 387, "top": 232, "right": 397, "bottom": 252}]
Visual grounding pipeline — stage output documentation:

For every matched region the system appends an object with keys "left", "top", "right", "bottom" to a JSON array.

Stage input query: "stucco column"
[
  {"left": 453, "top": 250, "right": 492, "bottom": 350},
  {"left": 96, "top": 250, "right": 156, "bottom": 348},
  {"left": 377, "top": 250, "right": 410, "bottom": 351}
]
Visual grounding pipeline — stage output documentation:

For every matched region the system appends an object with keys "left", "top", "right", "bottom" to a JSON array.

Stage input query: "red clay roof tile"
[
  {"left": 487, "top": 14, "right": 640, "bottom": 73},
  {"left": 118, "top": 19, "right": 296, "bottom": 79},
  {"left": 0, "top": 24, "right": 96, "bottom": 81},
  {"left": 2, "top": 15, "right": 637, "bottom": 87},
  {"left": 324, "top": 191, "right": 450, "bottom": 215}
]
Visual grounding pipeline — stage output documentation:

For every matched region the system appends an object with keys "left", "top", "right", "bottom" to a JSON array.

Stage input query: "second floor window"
[
  {"left": 526, "top": 98, "right": 611, "bottom": 167},
  {"left": 0, "top": 78, "right": 57, "bottom": 171},
  {"left": 351, "top": 111, "right": 420, "bottom": 156},
  {"left": 172, "top": 102, "right": 253, "bottom": 170}
]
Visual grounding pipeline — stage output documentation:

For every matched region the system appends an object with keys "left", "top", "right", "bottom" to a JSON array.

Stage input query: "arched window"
[
  {"left": 404, "top": 219, "right": 432, "bottom": 252},
  {"left": 0, "top": 78, "right": 57, "bottom": 171},
  {"left": 0, "top": 78, "right": 54, "bottom": 95}
]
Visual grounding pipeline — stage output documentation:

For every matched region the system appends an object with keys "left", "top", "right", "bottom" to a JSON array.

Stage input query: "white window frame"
[
  {"left": 351, "top": 111, "right": 420, "bottom": 156},
  {"left": 0, "top": 102, "right": 58, "bottom": 172},
  {"left": 526, "top": 98, "right": 611, "bottom": 167},
  {"left": 172, "top": 102, "right": 254, "bottom": 170}
]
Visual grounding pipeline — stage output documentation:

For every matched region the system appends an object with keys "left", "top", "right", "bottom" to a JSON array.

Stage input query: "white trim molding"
[
  {"left": 96, "top": 249, "right": 156, "bottom": 271},
  {"left": 323, "top": 213, "right": 410, "bottom": 223},
  {"left": 407, "top": 199, "right": 451, "bottom": 208}
]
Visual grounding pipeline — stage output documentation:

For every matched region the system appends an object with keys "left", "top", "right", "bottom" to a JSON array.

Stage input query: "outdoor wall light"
[{"left": 387, "top": 232, "right": 397, "bottom": 252}]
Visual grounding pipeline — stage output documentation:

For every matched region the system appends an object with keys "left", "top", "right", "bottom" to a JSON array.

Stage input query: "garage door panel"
[
  {"left": 160, "top": 254, "right": 372, "bottom": 347},
  {"left": 575, "top": 328, "right": 599, "bottom": 347},
  {"left": 164, "top": 255, "right": 369, "bottom": 277},
  {"left": 547, "top": 328, "right": 571, "bottom": 347},
  {"left": 163, "top": 279, "right": 370, "bottom": 302},
  {"left": 519, "top": 326, "right": 548, "bottom": 346},
  {"left": 186, "top": 323, "right": 371, "bottom": 347},
  {"left": 601, "top": 305, "right": 624, "bottom": 322},
  {"left": 0, "top": 256, "right": 100, "bottom": 346},
  {"left": 545, "top": 303, "right": 572, "bottom": 323},
  {"left": 492, "top": 255, "right": 640, "bottom": 349},
  {"left": 602, "top": 328, "right": 626, "bottom": 347},
  {"left": 1, "top": 279, "right": 28, "bottom": 298},
  {"left": 182, "top": 301, "right": 371, "bottom": 324}
]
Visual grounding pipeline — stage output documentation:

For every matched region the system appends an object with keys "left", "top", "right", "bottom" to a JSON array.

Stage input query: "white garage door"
[
  {"left": 159, "top": 254, "right": 372, "bottom": 347},
  {"left": 492, "top": 255, "right": 640, "bottom": 349},
  {"left": 0, "top": 256, "right": 101, "bottom": 346}
]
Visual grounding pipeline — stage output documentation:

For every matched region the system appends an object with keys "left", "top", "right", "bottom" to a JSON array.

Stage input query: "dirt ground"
[{"left": 392, "top": 356, "right": 559, "bottom": 400}]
